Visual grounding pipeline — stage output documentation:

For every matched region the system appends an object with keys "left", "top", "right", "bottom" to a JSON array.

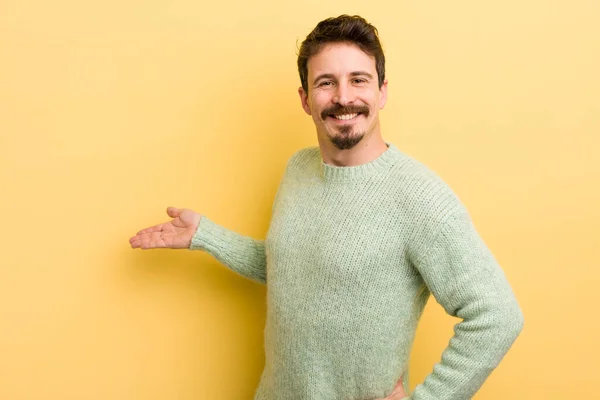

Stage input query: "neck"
[{"left": 318, "top": 130, "right": 388, "bottom": 167}]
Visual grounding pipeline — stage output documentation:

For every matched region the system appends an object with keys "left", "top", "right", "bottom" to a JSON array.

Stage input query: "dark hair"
[{"left": 297, "top": 15, "right": 386, "bottom": 92}]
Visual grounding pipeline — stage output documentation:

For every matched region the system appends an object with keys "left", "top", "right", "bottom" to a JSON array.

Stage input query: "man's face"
[{"left": 299, "top": 42, "right": 388, "bottom": 150}]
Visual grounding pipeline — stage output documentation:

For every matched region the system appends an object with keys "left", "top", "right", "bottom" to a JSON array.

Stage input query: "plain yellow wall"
[{"left": 1, "top": 0, "right": 598, "bottom": 399}]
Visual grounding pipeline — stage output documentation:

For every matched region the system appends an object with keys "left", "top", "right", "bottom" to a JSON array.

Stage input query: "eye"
[
  {"left": 318, "top": 81, "right": 334, "bottom": 87},
  {"left": 352, "top": 78, "right": 367, "bottom": 84}
]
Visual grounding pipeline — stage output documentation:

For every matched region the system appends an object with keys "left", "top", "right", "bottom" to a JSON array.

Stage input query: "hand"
[
  {"left": 129, "top": 207, "right": 201, "bottom": 250},
  {"left": 376, "top": 376, "right": 407, "bottom": 400}
]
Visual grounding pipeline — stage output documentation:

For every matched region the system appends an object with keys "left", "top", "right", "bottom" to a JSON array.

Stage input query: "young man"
[{"left": 129, "top": 15, "right": 524, "bottom": 400}]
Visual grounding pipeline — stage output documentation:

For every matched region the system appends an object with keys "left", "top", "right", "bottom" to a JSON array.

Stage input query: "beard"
[
  {"left": 321, "top": 104, "right": 370, "bottom": 150},
  {"left": 330, "top": 125, "right": 365, "bottom": 150}
]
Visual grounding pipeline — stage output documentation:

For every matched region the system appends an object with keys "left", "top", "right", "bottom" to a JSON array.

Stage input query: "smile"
[{"left": 331, "top": 113, "right": 360, "bottom": 121}]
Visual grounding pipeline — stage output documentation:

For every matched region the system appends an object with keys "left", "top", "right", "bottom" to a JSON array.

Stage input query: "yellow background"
[{"left": 1, "top": 0, "right": 598, "bottom": 398}]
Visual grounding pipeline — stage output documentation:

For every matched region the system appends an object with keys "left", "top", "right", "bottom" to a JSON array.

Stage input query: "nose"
[{"left": 331, "top": 82, "right": 355, "bottom": 105}]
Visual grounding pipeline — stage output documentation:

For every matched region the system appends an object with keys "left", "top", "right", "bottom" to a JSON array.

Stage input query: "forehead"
[{"left": 307, "top": 43, "right": 377, "bottom": 78}]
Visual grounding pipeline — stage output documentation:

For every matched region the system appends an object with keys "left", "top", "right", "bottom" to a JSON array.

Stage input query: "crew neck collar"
[{"left": 319, "top": 143, "right": 399, "bottom": 181}]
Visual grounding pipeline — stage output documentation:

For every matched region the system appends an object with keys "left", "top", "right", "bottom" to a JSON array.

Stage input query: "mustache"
[{"left": 321, "top": 105, "right": 370, "bottom": 120}]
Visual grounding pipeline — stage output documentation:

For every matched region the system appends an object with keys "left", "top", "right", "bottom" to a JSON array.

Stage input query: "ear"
[
  {"left": 298, "top": 87, "right": 312, "bottom": 115},
  {"left": 379, "top": 79, "right": 388, "bottom": 110}
]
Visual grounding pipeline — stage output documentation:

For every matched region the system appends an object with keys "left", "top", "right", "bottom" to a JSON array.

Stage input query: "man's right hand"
[{"left": 129, "top": 207, "right": 201, "bottom": 250}]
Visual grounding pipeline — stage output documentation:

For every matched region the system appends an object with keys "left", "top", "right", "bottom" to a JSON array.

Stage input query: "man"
[{"left": 129, "top": 15, "right": 524, "bottom": 400}]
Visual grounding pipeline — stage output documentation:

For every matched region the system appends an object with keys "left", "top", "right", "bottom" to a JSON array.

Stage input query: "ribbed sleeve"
[
  {"left": 409, "top": 212, "right": 524, "bottom": 399},
  {"left": 189, "top": 216, "right": 267, "bottom": 284}
]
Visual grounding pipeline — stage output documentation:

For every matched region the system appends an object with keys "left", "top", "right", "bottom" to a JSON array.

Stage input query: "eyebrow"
[{"left": 312, "top": 71, "right": 374, "bottom": 85}]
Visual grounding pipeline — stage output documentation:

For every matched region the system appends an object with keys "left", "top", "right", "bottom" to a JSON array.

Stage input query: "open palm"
[{"left": 129, "top": 207, "right": 201, "bottom": 250}]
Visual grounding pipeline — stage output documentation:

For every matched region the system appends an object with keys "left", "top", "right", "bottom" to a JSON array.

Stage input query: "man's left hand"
[{"left": 376, "top": 376, "right": 407, "bottom": 399}]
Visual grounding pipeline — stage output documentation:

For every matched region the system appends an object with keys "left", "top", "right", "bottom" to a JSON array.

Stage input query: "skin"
[
  {"left": 129, "top": 42, "right": 406, "bottom": 400},
  {"left": 298, "top": 42, "right": 389, "bottom": 167}
]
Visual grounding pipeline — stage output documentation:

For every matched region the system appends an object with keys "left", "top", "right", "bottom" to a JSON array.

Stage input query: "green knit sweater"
[{"left": 190, "top": 143, "right": 524, "bottom": 400}]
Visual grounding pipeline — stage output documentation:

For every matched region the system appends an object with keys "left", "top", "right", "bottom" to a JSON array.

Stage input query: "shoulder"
[
  {"left": 386, "top": 145, "right": 466, "bottom": 223},
  {"left": 287, "top": 147, "right": 320, "bottom": 166},
  {"left": 385, "top": 145, "right": 482, "bottom": 260},
  {"left": 281, "top": 146, "right": 321, "bottom": 178}
]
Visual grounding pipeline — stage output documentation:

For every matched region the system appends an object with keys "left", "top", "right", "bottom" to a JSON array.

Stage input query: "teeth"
[{"left": 334, "top": 113, "right": 358, "bottom": 120}]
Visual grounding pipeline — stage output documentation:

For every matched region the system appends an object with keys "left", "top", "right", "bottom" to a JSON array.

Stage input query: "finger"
[
  {"left": 166, "top": 207, "right": 180, "bottom": 218},
  {"left": 130, "top": 235, "right": 155, "bottom": 249},
  {"left": 140, "top": 232, "right": 168, "bottom": 249},
  {"left": 393, "top": 375, "right": 404, "bottom": 389},
  {"left": 129, "top": 236, "right": 140, "bottom": 248},
  {"left": 136, "top": 223, "right": 165, "bottom": 235},
  {"left": 391, "top": 385, "right": 406, "bottom": 399},
  {"left": 130, "top": 231, "right": 163, "bottom": 248}
]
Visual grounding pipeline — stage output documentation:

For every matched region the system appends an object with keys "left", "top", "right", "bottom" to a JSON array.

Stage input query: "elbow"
[
  {"left": 511, "top": 303, "right": 525, "bottom": 338},
  {"left": 483, "top": 303, "right": 524, "bottom": 367},
  {"left": 480, "top": 298, "right": 525, "bottom": 344},
  {"left": 497, "top": 300, "right": 524, "bottom": 344}
]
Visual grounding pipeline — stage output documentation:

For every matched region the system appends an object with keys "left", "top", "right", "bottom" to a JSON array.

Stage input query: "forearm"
[
  {"left": 411, "top": 212, "right": 524, "bottom": 399},
  {"left": 190, "top": 216, "right": 267, "bottom": 283},
  {"left": 408, "top": 298, "right": 523, "bottom": 399}
]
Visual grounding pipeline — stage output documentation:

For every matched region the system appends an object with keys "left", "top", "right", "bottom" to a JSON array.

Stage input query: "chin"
[{"left": 330, "top": 132, "right": 365, "bottom": 150}]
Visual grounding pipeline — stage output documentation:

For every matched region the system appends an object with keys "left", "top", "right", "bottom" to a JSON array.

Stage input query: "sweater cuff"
[{"left": 189, "top": 216, "right": 228, "bottom": 251}]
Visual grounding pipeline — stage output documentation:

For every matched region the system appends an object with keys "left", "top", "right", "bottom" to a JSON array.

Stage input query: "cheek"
[
  {"left": 309, "top": 96, "right": 327, "bottom": 119},
  {"left": 354, "top": 90, "right": 375, "bottom": 107},
  {"left": 310, "top": 91, "right": 330, "bottom": 107}
]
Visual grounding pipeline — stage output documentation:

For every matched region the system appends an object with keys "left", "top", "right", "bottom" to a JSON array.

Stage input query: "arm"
[
  {"left": 129, "top": 207, "right": 267, "bottom": 284},
  {"left": 407, "top": 212, "right": 524, "bottom": 399},
  {"left": 190, "top": 216, "right": 267, "bottom": 284}
]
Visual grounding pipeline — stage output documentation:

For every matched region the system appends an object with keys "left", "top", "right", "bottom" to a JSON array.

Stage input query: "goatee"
[
  {"left": 331, "top": 126, "right": 365, "bottom": 150},
  {"left": 321, "top": 104, "right": 370, "bottom": 150}
]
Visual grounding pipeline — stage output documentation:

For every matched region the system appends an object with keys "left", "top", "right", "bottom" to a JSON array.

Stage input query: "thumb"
[{"left": 166, "top": 207, "right": 181, "bottom": 218}]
